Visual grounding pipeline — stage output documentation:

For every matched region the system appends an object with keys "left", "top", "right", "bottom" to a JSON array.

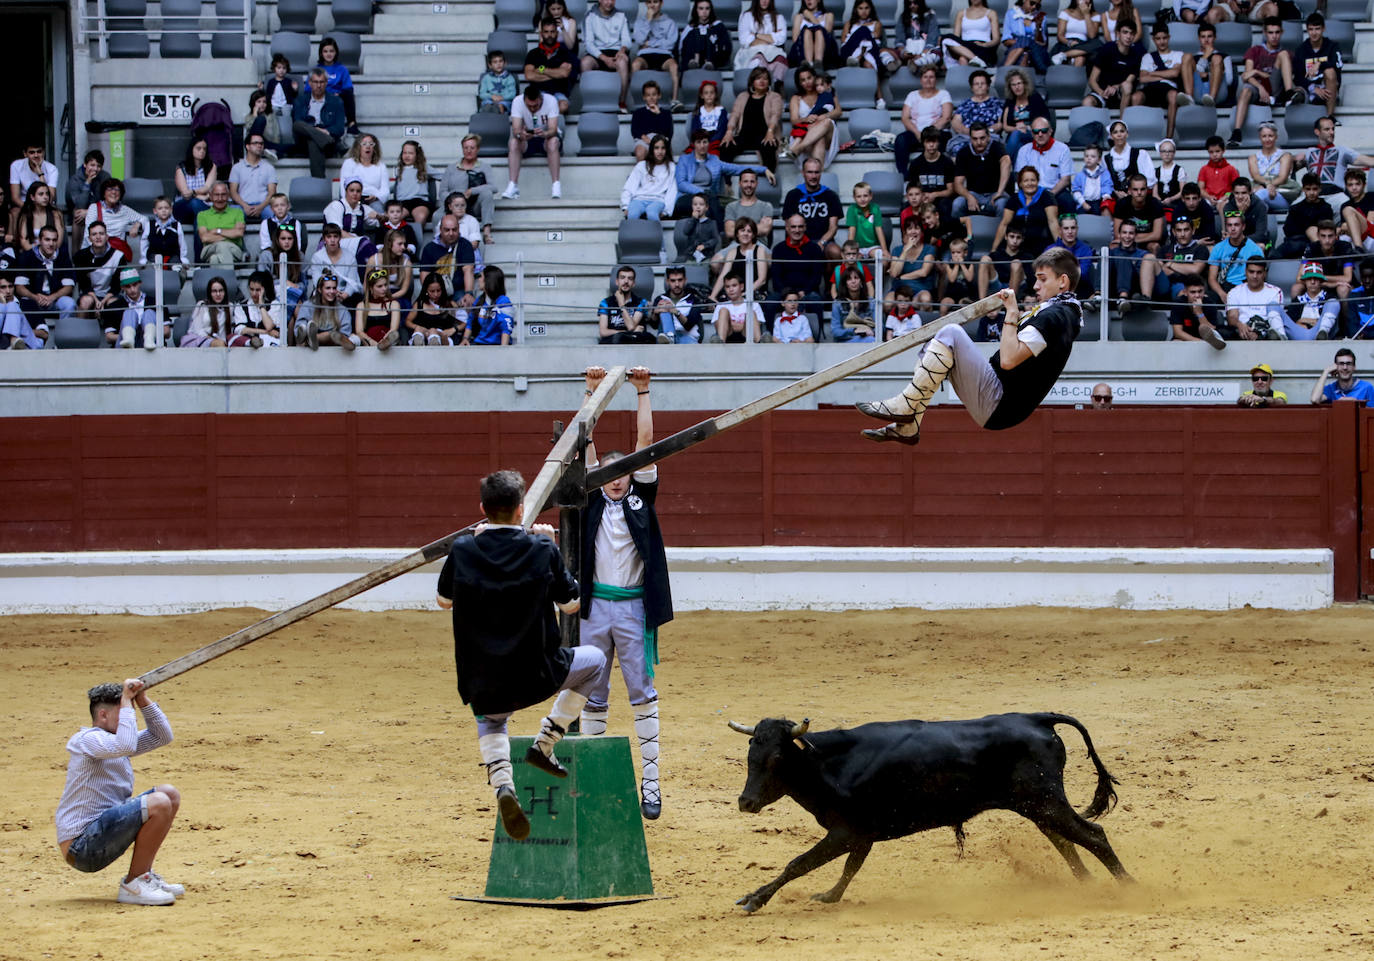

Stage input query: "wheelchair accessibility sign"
[{"left": 142, "top": 93, "right": 194, "bottom": 122}]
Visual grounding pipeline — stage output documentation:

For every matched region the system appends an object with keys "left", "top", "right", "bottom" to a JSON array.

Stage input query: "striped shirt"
[{"left": 54, "top": 704, "right": 173, "bottom": 843}]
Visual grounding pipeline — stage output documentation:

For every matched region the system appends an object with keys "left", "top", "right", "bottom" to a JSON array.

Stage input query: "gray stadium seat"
[
  {"left": 275, "top": 0, "right": 318, "bottom": 33},
  {"left": 846, "top": 108, "right": 891, "bottom": 145},
  {"left": 140, "top": 267, "right": 184, "bottom": 307},
  {"left": 628, "top": 70, "right": 674, "bottom": 109},
  {"left": 607, "top": 265, "right": 656, "bottom": 303},
  {"left": 576, "top": 113, "right": 621, "bottom": 157},
  {"left": 756, "top": 173, "right": 782, "bottom": 208},
  {"left": 1167, "top": 22, "right": 1198, "bottom": 52},
  {"left": 661, "top": 0, "right": 692, "bottom": 21},
  {"left": 1266, "top": 258, "right": 1301, "bottom": 293},
  {"left": 51, "top": 316, "right": 104, "bottom": 349},
  {"left": 1074, "top": 214, "right": 1114, "bottom": 253},
  {"left": 862, "top": 170, "right": 905, "bottom": 214},
  {"left": 887, "top": 68, "right": 920, "bottom": 103},
  {"left": 618, "top": 219, "right": 664, "bottom": 264},
  {"left": 1078, "top": 307, "right": 1101, "bottom": 342},
  {"left": 271, "top": 32, "right": 312, "bottom": 71},
  {"left": 159, "top": 0, "right": 203, "bottom": 58},
  {"left": 331, "top": 0, "right": 374, "bottom": 33},
  {"left": 1325, "top": 0, "right": 1369, "bottom": 17},
  {"left": 487, "top": 29, "right": 528, "bottom": 61},
  {"left": 211, "top": 0, "right": 249, "bottom": 58},
  {"left": 466, "top": 112, "right": 512, "bottom": 156},
  {"left": 493, "top": 0, "right": 528, "bottom": 29},
  {"left": 682, "top": 262, "right": 709, "bottom": 288},
  {"left": 1117, "top": 310, "right": 1169, "bottom": 341},
  {"left": 107, "top": 19, "right": 151, "bottom": 58},
  {"left": 1121, "top": 105, "right": 1167, "bottom": 146},
  {"left": 288, "top": 176, "right": 334, "bottom": 220},
  {"left": 578, "top": 72, "right": 623, "bottom": 114},
  {"left": 1283, "top": 104, "right": 1326, "bottom": 149},
  {"left": 191, "top": 267, "right": 239, "bottom": 303},
  {"left": 1323, "top": 21, "right": 1356, "bottom": 56},
  {"left": 712, "top": 0, "right": 743, "bottom": 22},
  {"left": 1280, "top": 22, "right": 1302, "bottom": 48},
  {"left": 944, "top": 65, "right": 973, "bottom": 100},
  {"left": 1235, "top": 103, "right": 1274, "bottom": 149},
  {"left": 1068, "top": 105, "right": 1110, "bottom": 140},
  {"left": 1133, "top": 0, "right": 1164, "bottom": 18},
  {"left": 1045, "top": 65, "right": 1086, "bottom": 109},
  {"left": 1173, "top": 105, "right": 1218, "bottom": 147},
  {"left": 122, "top": 177, "right": 166, "bottom": 208},
  {"left": 330, "top": 32, "right": 363, "bottom": 74},
  {"left": 832, "top": 67, "right": 879, "bottom": 111},
  {"left": 1211, "top": 21, "right": 1251, "bottom": 58}
]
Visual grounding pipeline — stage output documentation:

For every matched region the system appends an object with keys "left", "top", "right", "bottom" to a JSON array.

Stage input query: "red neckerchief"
[
  {"left": 785, "top": 238, "right": 809, "bottom": 254},
  {"left": 1032, "top": 136, "right": 1057, "bottom": 154},
  {"left": 538, "top": 41, "right": 561, "bottom": 56},
  {"left": 893, "top": 305, "right": 916, "bottom": 320}
]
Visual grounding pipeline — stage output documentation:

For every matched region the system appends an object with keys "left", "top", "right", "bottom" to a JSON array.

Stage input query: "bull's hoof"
[
  {"left": 810, "top": 890, "right": 842, "bottom": 903},
  {"left": 735, "top": 894, "right": 765, "bottom": 913}
]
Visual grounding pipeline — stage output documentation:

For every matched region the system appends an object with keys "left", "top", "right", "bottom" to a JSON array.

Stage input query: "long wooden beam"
[
  {"left": 139, "top": 367, "right": 629, "bottom": 689},
  {"left": 586, "top": 296, "right": 1005, "bottom": 487}
]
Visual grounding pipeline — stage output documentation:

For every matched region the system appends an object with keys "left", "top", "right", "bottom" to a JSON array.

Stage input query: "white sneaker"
[
  {"left": 501, "top": 182, "right": 520, "bottom": 200},
  {"left": 117, "top": 873, "right": 176, "bottom": 906},
  {"left": 550, "top": 181, "right": 561, "bottom": 199},
  {"left": 143, "top": 324, "right": 158, "bottom": 350},
  {"left": 968, "top": 56, "right": 986, "bottom": 68},
  {"left": 874, "top": 98, "right": 885, "bottom": 110},
  {"left": 119, "top": 326, "right": 135, "bottom": 349},
  {"left": 146, "top": 870, "right": 185, "bottom": 898},
  {"left": 1051, "top": 52, "right": 1066, "bottom": 66},
  {"left": 1176, "top": 92, "right": 1194, "bottom": 106}
]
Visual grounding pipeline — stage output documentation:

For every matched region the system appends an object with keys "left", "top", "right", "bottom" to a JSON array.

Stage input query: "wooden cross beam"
[{"left": 138, "top": 367, "right": 629, "bottom": 689}]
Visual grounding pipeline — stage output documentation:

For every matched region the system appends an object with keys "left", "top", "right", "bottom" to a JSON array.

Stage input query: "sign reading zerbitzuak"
[{"left": 141, "top": 93, "right": 194, "bottom": 122}]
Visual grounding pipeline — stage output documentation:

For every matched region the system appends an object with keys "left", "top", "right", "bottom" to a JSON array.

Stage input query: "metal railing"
[{"left": 88, "top": 0, "right": 254, "bottom": 61}]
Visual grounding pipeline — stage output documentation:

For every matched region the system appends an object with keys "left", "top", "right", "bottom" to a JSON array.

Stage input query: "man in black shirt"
[
  {"left": 772, "top": 214, "right": 828, "bottom": 322},
  {"left": 524, "top": 18, "right": 576, "bottom": 109},
  {"left": 436, "top": 470, "right": 604, "bottom": 840},
  {"left": 1276, "top": 173, "right": 1335, "bottom": 257},
  {"left": 1300, "top": 220, "right": 1357, "bottom": 299},
  {"left": 1293, "top": 12, "right": 1343, "bottom": 120},
  {"left": 1169, "top": 276, "right": 1227, "bottom": 348},
  {"left": 781, "top": 157, "right": 843, "bottom": 260},
  {"left": 1084, "top": 22, "right": 1143, "bottom": 113},
  {"left": 1165, "top": 183, "right": 1220, "bottom": 244},
  {"left": 904, "top": 126, "right": 957, "bottom": 215},
  {"left": 1158, "top": 216, "right": 1210, "bottom": 299},
  {"left": 951, "top": 122, "right": 1011, "bottom": 224},
  {"left": 1339, "top": 169, "right": 1374, "bottom": 252},
  {"left": 1112, "top": 175, "right": 1166, "bottom": 251},
  {"left": 858, "top": 247, "right": 1083, "bottom": 444}
]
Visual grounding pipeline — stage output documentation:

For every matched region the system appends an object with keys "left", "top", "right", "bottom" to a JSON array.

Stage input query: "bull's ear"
[{"left": 727, "top": 720, "right": 755, "bottom": 736}]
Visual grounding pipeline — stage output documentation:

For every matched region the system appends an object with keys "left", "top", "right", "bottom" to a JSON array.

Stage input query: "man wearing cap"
[
  {"left": 1285, "top": 261, "right": 1342, "bottom": 340},
  {"left": 1309, "top": 347, "right": 1374, "bottom": 404},
  {"left": 108, "top": 266, "right": 167, "bottom": 350},
  {"left": 1239, "top": 363, "right": 1288, "bottom": 407}
]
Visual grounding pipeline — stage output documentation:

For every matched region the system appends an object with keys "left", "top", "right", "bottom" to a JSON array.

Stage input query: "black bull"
[{"left": 729, "top": 713, "right": 1132, "bottom": 913}]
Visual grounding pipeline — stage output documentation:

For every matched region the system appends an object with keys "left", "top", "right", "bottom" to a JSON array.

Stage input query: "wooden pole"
[
  {"left": 586, "top": 296, "right": 1004, "bottom": 487},
  {"left": 138, "top": 367, "right": 628, "bottom": 689}
]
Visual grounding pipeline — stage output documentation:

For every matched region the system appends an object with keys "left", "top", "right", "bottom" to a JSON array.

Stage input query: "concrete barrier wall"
[{"left": 0, "top": 546, "right": 1335, "bottom": 615}]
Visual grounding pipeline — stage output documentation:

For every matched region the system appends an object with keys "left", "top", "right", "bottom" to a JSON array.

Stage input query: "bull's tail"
[{"left": 1034, "top": 713, "right": 1119, "bottom": 821}]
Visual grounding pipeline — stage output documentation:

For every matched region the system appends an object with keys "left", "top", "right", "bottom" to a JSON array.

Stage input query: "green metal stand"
[{"left": 469, "top": 734, "right": 655, "bottom": 906}]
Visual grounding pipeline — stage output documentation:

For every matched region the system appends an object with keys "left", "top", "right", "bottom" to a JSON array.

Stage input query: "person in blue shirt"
[
  {"left": 673, "top": 129, "right": 774, "bottom": 224},
  {"left": 1309, "top": 347, "right": 1374, "bottom": 404},
  {"left": 291, "top": 70, "right": 347, "bottom": 179},
  {"left": 1047, "top": 213, "right": 1095, "bottom": 298},
  {"left": 466, "top": 264, "right": 514, "bottom": 345},
  {"left": 1206, "top": 213, "right": 1264, "bottom": 302},
  {"left": 317, "top": 37, "right": 360, "bottom": 135}
]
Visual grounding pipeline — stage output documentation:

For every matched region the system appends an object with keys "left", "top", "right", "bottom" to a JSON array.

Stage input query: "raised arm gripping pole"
[
  {"left": 139, "top": 366, "right": 629, "bottom": 690},
  {"left": 586, "top": 295, "right": 1005, "bottom": 487}
]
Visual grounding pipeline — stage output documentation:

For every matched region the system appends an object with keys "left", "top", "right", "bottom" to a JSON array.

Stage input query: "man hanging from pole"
[
  {"left": 855, "top": 247, "right": 1084, "bottom": 445},
  {"left": 436, "top": 470, "right": 606, "bottom": 840},
  {"left": 578, "top": 365, "right": 673, "bottom": 820}
]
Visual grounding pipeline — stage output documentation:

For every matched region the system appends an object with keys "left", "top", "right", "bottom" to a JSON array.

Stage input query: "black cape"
[
  {"left": 580, "top": 477, "right": 674, "bottom": 631},
  {"left": 438, "top": 527, "right": 579, "bottom": 716}
]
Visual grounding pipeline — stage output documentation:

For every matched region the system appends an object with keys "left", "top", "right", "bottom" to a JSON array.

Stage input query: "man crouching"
[{"left": 55, "top": 679, "right": 184, "bottom": 905}]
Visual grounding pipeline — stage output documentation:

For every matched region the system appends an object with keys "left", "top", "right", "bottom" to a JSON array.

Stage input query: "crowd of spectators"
[{"left": 5, "top": 2, "right": 1374, "bottom": 354}]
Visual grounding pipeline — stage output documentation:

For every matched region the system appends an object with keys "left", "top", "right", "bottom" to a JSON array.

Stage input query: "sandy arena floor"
[{"left": 2, "top": 606, "right": 1372, "bottom": 961}]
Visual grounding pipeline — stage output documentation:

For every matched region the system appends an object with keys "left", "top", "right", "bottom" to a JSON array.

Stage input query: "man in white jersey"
[{"left": 54, "top": 680, "right": 184, "bottom": 906}]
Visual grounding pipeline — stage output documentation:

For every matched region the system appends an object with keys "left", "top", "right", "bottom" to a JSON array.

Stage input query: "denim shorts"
[{"left": 67, "top": 789, "right": 153, "bottom": 873}]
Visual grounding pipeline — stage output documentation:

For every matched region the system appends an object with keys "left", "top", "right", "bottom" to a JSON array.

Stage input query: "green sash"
[{"left": 590, "top": 582, "right": 659, "bottom": 677}]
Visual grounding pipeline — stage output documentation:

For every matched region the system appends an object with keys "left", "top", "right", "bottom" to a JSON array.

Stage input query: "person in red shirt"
[{"left": 1197, "top": 136, "right": 1239, "bottom": 205}]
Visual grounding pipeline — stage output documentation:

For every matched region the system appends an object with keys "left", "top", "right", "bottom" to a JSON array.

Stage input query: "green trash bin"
[{"left": 84, "top": 121, "right": 139, "bottom": 180}]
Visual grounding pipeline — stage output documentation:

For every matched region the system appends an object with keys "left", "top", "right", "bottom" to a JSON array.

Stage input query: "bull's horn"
[
  {"left": 727, "top": 720, "right": 755, "bottom": 735},
  {"left": 790, "top": 718, "right": 810, "bottom": 738}
]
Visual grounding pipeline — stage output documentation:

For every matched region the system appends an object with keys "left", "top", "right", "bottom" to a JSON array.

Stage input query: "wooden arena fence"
[{"left": 1, "top": 404, "right": 1369, "bottom": 601}]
